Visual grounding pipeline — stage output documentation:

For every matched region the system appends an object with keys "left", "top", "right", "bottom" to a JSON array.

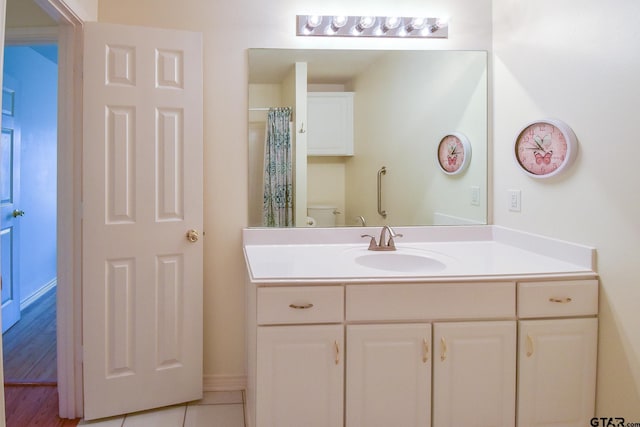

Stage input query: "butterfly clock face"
[
  {"left": 437, "top": 133, "right": 471, "bottom": 175},
  {"left": 514, "top": 120, "right": 578, "bottom": 178}
]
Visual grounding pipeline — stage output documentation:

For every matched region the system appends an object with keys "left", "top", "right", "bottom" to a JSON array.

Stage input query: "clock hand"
[{"left": 532, "top": 135, "right": 548, "bottom": 152}]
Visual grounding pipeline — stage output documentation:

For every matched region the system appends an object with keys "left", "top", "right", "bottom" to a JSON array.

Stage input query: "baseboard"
[
  {"left": 203, "top": 375, "right": 247, "bottom": 392},
  {"left": 20, "top": 278, "right": 57, "bottom": 311}
]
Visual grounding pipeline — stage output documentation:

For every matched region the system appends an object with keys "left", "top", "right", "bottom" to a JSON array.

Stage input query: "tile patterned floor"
[{"left": 78, "top": 391, "right": 245, "bottom": 427}]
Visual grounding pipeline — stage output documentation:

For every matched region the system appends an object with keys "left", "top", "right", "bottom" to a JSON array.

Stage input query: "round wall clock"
[
  {"left": 514, "top": 119, "right": 578, "bottom": 178},
  {"left": 437, "top": 133, "right": 471, "bottom": 175}
]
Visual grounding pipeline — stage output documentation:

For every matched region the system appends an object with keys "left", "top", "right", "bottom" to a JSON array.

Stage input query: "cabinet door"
[
  {"left": 257, "top": 325, "right": 344, "bottom": 427},
  {"left": 307, "top": 93, "right": 354, "bottom": 156},
  {"left": 518, "top": 318, "right": 597, "bottom": 427},
  {"left": 433, "top": 321, "right": 516, "bottom": 427},
  {"left": 346, "top": 324, "right": 431, "bottom": 427}
]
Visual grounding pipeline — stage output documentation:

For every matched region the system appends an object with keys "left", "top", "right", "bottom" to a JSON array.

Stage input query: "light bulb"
[
  {"left": 330, "top": 15, "right": 348, "bottom": 32},
  {"left": 304, "top": 15, "right": 323, "bottom": 32},
  {"left": 429, "top": 16, "right": 449, "bottom": 32},
  {"left": 354, "top": 16, "right": 376, "bottom": 33},
  {"left": 382, "top": 17, "right": 401, "bottom": 33},
  {"left": 406, "top": 17, "right": 427, "bottom": 33}
]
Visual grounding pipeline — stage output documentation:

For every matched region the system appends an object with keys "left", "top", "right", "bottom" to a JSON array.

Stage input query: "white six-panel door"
[
  {"left": 82, "top": 22, "right": 203, "bottom": 420},
  {"left": 1, "top": 74, "right": 21, "bottom": 334}
]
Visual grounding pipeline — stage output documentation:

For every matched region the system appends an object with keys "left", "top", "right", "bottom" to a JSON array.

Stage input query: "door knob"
[
  {"left": 12, "top": 210, "right": 25, "bottom": 217},
  {"left": 186, "top": 229, "right": 199, "bottom": 243}
]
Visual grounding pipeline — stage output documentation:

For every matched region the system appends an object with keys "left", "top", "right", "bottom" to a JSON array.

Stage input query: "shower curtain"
[{"left": 262, "top": 107, "right": 293, "bottom": 227}]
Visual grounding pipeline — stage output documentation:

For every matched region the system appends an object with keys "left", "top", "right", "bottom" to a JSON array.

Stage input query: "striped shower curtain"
[{"left": 262, "top": 107, "right": 293, "bottom": 227}]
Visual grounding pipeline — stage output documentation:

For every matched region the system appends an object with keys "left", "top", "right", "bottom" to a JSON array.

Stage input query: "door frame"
[{"left": 2, "top": 0, "right": 85, "bottom": 419}]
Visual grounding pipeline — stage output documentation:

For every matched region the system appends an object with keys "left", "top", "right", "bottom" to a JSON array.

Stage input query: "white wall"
[
  {"left": 3, "top": 46, "right": 58, "bottom": 305},
  {"left": 98, "top": 0, "right": 492, "bottom": 387},
  {"left": 492, "top": 0, "right": 640, "bottom": 417},
  {"left": 307, "top": 81, "right": 348, "bottom": 226},
  {"left": 346, "top": 50, "right": 487, "bottom": 226},
  {"left": 5, "top": 0, "right": 55, "bottom": 27},
  {"left": 307, "top": 158, "right": 347, "bottom": 226}
]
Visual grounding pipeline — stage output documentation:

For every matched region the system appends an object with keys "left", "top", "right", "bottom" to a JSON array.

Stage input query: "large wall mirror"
[{"left": 248, "top": 49, "right": 487, "bottom": 228}]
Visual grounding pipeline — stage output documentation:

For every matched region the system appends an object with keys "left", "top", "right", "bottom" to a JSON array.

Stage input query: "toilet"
[{"left": 307, "top": 205, "right": 338, "bottom": 227}]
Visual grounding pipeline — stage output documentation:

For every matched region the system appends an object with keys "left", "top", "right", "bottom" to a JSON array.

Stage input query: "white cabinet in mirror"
[
  {"left": 248, "top": 49, "right": 488, "bottom": 228},
  {"left": 307, "top": 92, "right": 354, "bottom": 156}
]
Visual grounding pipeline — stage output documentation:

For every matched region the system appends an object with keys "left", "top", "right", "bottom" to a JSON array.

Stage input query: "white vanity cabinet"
[
  {"left": 253, "top": 286, "right": 344, "bottom": 427},
  {"left": 346, "top": 282, "right": 517, "bottom": 427},
  {"left": 307, "top": 92, "right": 354, "bottom": 156},
  {"left": 246, "top": 278, "right": 598, "bottom": 427},
  {"left": 516, "top": 280, "right": 598, "bottom": 427},
  {"left": 256, "top": 325, "right": 344, "bottom": 427},
  {"left": 346, "top": 324, "right": 432, "bottom": 427},
  {"left": 433, "top": 321, "right": 517, "bottom": 427}
]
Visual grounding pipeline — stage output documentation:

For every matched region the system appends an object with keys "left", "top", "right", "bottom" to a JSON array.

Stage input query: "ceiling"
[{"left": 248, "top": 49, "right": 386, "bottom": 85}]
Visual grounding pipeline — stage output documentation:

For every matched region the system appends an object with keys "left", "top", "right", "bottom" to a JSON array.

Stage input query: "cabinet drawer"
[
  {"left": 346, "top": 282, "right": 515, "bottom": 322},
  {"left": 257, "top": 286, "right": 344, "bottom": 325},
  {"left": 518, "top": 280, "right": 598, "bottom": 318}
]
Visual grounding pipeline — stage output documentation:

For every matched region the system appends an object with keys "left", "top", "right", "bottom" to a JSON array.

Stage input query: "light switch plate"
[
  {"left": 471, "top": 186, "right": 480, "bottom": 206},
  {"left": 508, "top": 189, "right": 521, "bottom": 212}
]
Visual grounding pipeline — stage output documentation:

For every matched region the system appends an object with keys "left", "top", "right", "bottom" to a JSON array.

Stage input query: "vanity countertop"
[{"left": 243, "top": 226, "right": 596, "bottom": 283}]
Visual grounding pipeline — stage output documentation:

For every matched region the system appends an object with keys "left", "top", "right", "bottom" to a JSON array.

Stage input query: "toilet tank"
[{"left": 307, "top": 205, "right": 337, "bottom": 227}]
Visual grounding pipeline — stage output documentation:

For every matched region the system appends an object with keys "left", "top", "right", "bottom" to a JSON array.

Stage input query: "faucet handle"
[
  {"left": 361, "top": 234, "right": 378, "bottom": 250},
  {"left": 387, "top": 233, "right": 403, "bottom": 249}
]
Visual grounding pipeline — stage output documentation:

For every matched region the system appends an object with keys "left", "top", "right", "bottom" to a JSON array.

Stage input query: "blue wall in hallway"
[{"left": 3, "top": 45, "right": 57, "bottom": 305}]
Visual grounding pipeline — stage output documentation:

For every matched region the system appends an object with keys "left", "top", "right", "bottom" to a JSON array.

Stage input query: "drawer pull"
[
  {"left": 526, "top": 334, "right": 534, "bottom": 357},
  {"left": 422, "top": 338, "right": 429, "bottom": 363},
  {"left": 440, "top": 337, "right": 447, "bottom": 362},
  {"left": 288, "top": 303, "right": 314, "bottom": 310},
  {"left": 334, "top": 341, "right": 340, "bottom": 365},
  {"left": 548, "top": 297, "right": 572, "bottom": 304}
]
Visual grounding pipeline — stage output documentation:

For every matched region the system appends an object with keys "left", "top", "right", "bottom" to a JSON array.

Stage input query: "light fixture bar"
[{"left": 296, "top": 15, "right": 448, "bottom": 38}]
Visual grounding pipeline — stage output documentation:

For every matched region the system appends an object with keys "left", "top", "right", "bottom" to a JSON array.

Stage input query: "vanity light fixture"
[{"left": 296, "top": 15, "right": 448, "bottom": 38}]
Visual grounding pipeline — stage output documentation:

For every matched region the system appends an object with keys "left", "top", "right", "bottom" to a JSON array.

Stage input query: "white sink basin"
[{"left": 354, "top": 252, "right": 447, "bottom": 273}]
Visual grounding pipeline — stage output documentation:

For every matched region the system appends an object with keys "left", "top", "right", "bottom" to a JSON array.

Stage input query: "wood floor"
[
  {"left": 3, "top": 288, "right": 80, "bottom": 426},
  {"left": 3, "top": 288, "right": 57, "bottom": 383}
]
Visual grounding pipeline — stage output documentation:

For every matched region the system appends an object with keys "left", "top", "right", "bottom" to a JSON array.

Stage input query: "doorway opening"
[
  {"left": 1, "top": 0, "right": 85, "bottom": 421},
  {"left": 2, "top": 41, "right": 59, "bottom": 401}
]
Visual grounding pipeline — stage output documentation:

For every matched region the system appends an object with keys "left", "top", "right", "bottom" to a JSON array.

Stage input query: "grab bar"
[{"left": 377, "top": 166, "right": 387, "bottom": 218}]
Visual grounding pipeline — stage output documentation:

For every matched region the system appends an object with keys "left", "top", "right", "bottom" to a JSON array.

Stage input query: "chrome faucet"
[{"left": 361, "top": 226, "right": 403, "bottom": 251}]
